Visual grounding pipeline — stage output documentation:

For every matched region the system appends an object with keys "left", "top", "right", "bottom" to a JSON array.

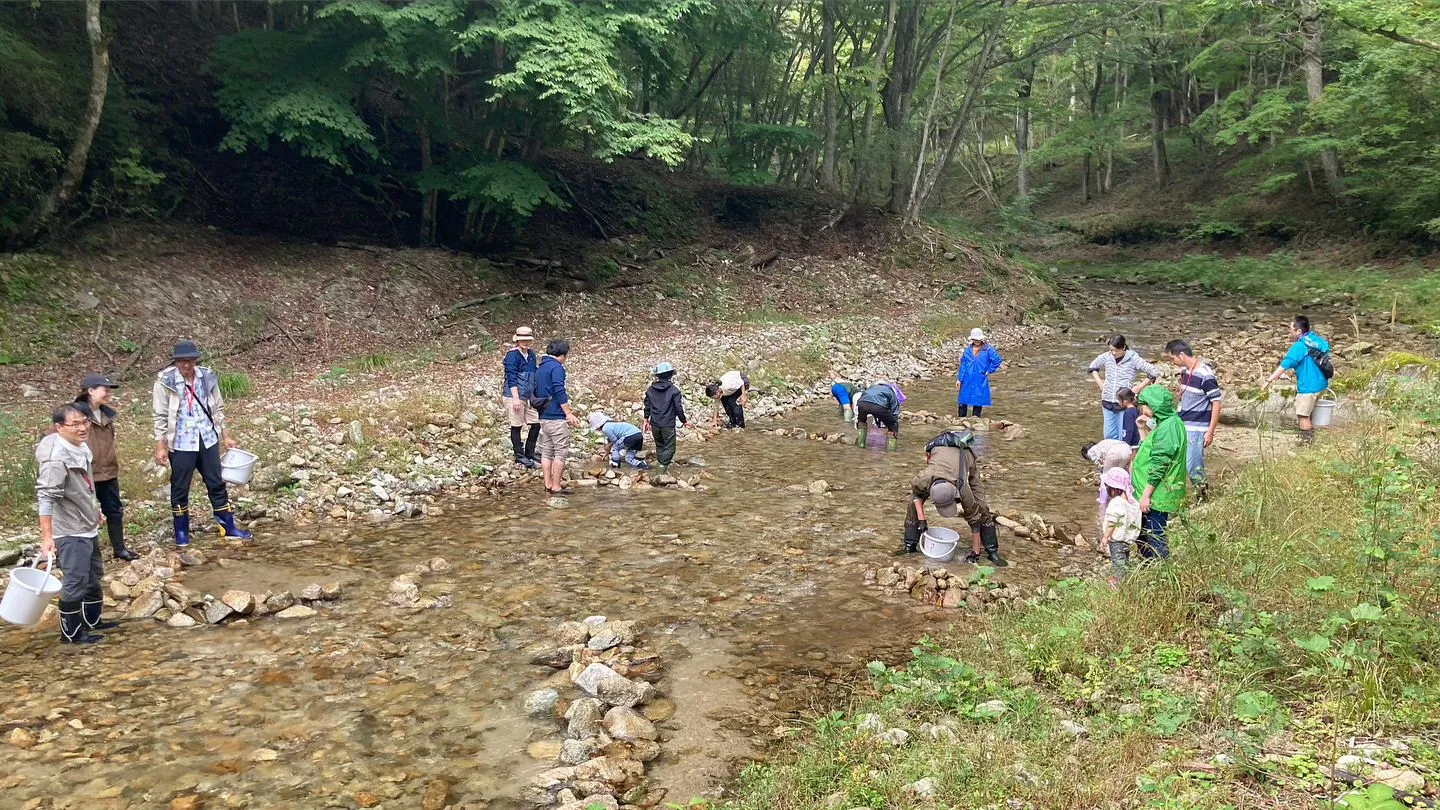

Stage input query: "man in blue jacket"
[
  {"left": 502, "top": 326, "right": 541, "bottom": 468},
  {"left": 533, "top": 339, "right": 582, "bottom": 495},
  {"left": 1262, "top": 315, "right": 1332, "bottom": 444}
]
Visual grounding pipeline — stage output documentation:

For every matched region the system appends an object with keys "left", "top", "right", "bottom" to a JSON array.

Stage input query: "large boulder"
[
  {"left": 565, "top": 698, "right": 604, "bottom": 739},
  {"left": 602, "top": 707, "right": 658, "bottom": 741}
]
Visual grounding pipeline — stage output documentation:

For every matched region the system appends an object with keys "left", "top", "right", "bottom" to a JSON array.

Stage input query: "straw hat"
[{"left": 512, "top": 326, "right": 535, "bottom": 343}]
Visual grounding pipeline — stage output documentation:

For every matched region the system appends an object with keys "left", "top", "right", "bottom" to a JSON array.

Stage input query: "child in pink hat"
[{"left": 1100, "top": 467, "right": 1142, "bottom": 581}]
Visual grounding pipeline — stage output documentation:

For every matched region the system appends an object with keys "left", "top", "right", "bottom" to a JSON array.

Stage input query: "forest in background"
[{"left": 2, "top": 0, "right": 1439, "bottom": 253}]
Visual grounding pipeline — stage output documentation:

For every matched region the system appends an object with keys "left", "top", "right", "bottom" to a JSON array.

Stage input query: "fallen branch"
[
  {"left": 92, "top": 312, "right": 116, "bottom": 367},
  {"left": 265, "top": 313, "right": 302, "bottom": 352},
  {"left": 433, "top": 290, "right": 549, "bottom": 320},
  {"left": 115, "top": 340, "right": 149, "bottom": 380}
]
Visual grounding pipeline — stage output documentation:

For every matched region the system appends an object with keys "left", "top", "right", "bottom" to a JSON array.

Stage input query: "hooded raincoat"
[
  {"left": 957, "top": 343, "right": 1003, "bottom": 407},
  {"left": 1131, "top": 386, "right": 1187, "bottom": 513}
]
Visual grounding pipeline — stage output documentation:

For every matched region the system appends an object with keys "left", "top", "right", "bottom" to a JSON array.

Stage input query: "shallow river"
[{"left": 0, "top": 284, "right": 1237, "bottom": 809}]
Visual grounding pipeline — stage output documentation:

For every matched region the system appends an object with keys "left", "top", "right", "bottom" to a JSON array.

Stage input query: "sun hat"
[
  {"left": 172, "top": 341, "right": 202, "bottom": 359},
  {"left": 1101, "top": 467, "right": 1133, "bottom": 493},
  {"left": 929, "top": 481, "right": 960, "bottom": 517},
  {"left": 512, "top": 326, "right": 535, "bottom": 342},
  {"left": 969, "top": 328, "right": 986, "bottom": 341},
  {"left": 80, "top": 372, "right": 119, "bottom": 389},
  {"left": 587, "top": 412, "right": 609, "bottom": 431},
  {"left": 653, "top": 361, "right": 675, "bottom": 376}
]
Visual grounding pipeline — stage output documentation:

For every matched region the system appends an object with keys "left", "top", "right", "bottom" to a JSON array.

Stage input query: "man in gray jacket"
[{"left": 37, "top": 403, "right": 118, "bottom": 645}]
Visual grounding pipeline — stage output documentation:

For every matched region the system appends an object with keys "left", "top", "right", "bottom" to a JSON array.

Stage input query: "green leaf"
[
  {"left": 1305, "top": 576, "right": 1337, "bottom": 592},
  {"left": 1294, "top": 634, "right": 1331, "bottom": 653},
  {"left": 1349, "top": 603, "right": 1385, "bottom": 622}
]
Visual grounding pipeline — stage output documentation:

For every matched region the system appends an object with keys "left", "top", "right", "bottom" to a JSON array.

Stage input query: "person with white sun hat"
[{"left": 956, "top": 327, "right": 1003, "bottom": 418}]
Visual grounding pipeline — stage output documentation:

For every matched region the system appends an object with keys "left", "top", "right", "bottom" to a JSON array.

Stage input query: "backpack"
[{"left": 1305, "top": 338, "right": 1335, "bottom": 380}]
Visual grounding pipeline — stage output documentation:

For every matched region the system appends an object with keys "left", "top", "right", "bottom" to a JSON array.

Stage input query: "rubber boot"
[
  {"left": 83, "top": 588, "right": 121, "bottom": 631},
  {"left": 214, "top": 505, "right": 253, "bottom": 541},
  {"left": 885, "top": 435, "right": 898, "bottom": 452},
  {"left": 60, "top": 600, "right": 103, "bottom": 645},
  {"left": 857, "top": 420, "right": 869, "bottom": 447},
  {"left": 107, "top": 517, "right": 137, "bottom": 562},
  {"left": 524, "top": 424, "right": 541, "bottom": 465},
  {"left": 980, "top": 522, "right": 1009, "bottom": 567},
  {"left": 1299, "top": 428, "right": 1315, "bottom": 445},
  {"left": 510, "top": 427, "right": 531, "bottom": 467},
  {"left": 895, "top": 520, "right": 922, "bottom": 556},
  {"left": 173, "top": 509, "right": 191, "bottom": 548}
]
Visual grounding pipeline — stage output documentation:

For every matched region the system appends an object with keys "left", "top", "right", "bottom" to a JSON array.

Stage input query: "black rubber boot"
[
  {"left": 510, "top": 426, "right": 525, "bottom": 461},
  {"left": 524, "top": 424, "right": 541, "bottom": 464},
  {"left": 83, "top": 588, "right": 121, "bottom": 631},
  {"left": 60, "top": 600, "right": 103, "bottom": 645},
  {"left": 106, "top": 517, "right": 137, "bottom": 561},
  {"left": 895, "top": 520, "right": 922, "bottom": 556},
  {"left": 1299, "top": 428, "right": 1316, "bottom": 445},
  {"left": 980, "top": 522, "right": 1009, "bottom": 567}
]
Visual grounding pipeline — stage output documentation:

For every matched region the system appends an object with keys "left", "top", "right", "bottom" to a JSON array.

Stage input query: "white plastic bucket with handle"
[
  {"left": 1, "top": 553, "right": 63, "bottom": 626},
  {"left": 920, "top": 527, "right": 960, "bottom": 562},
  {"left": 220, "top": 448, "right": 259, "bottom": 485},
  {"left": 1311, "top": 389, "right": 1337, "bottom": 428}
]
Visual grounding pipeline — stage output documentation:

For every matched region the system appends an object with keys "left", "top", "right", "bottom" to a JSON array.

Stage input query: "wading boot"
[
  {"left": 59, "top": 601, "right": 103, "bottom": 645},
  {"left": 108, "top": 519, "right": 137, "bottom": 561},
  {"left": 980, "top": 522, "right": 1009, "bottom": 567},
  {"left": 511, "top": 427, "right": 533, "bottom": 468},
  {"left": 83, "top": 588, "right": 121, "bottom": 631},
  {"left": 895, "top": 520, "right": 922, "bottom": 556},
  {"left": 524, "top": 424, "right": 542, "bottom": 467},
  {"left": 214, "top": 504, "right": 253, "bottom": 541},
  {"left": 173, "top": 508, "right": 191, "bottom": 548}
]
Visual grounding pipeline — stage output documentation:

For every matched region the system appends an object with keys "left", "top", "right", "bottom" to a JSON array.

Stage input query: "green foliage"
[
  {"left": 217, "top": 372, "right": 254, "bottom": 400},
  {"left": 418, "top": 159, "right": 566, "bottom": 228}
]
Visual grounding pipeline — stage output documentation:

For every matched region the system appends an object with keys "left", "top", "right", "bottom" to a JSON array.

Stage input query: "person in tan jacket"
[
  {"left": 75, "top": 373, "right": 137, "bottom": 561},
  {"left": 900, "top": 430, "right": 1007, "bottom": 566},
  {"left": 151, "top": 341, "right": 250, "bottom": 546}
]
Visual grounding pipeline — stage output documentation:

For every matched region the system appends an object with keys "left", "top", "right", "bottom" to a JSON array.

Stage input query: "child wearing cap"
[
  {"left": 956, "top": 328, "right": 1003, "bottom": 418},
  {"left": 589, "top": 412, "right": 649, "bottom": 470},
  {"left": 643, "top": 362, "right": 687, "bottom": 469},
  {"left": 1100, "top": 467, "right": 1142, "bottom": 579}
]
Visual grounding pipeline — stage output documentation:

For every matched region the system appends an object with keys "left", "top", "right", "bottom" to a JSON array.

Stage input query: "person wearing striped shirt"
[
  {"left": 1166, "top": 340, "right": 1223, "bottom": 487},
  {"left": 1087, "top": 335, "right": 1160, "bottom": 442}
]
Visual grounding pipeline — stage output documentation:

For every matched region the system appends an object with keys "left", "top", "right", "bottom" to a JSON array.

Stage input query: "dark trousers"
[
  {"left": 94, "top": 478, "right": 125, "bottom": 551},
  {"left": 1139, "top": 511, "right": 1171, "bottom": 559},
  {"left": 857, "top": 401, "right": 899, "bottom": 434},
  {"left": 56, "top": 534, "right": 103, "bottom": 601},
  {"left": 170, "top": 442, "right": 231, "bottom": 514},
  {"left": 651, "top": 426, "right": 678, "bottom": 466},
  {"left": 958, "top": 405, "right": 983, "bottom": 417},
  {"left": 720, "top": 392, "right": 745, "bottom": 428}
]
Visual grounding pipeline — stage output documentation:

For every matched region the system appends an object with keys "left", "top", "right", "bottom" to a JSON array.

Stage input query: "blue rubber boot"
[
  {"left": 173, "top": 509, "right": 191, "bottom": 548},
  {"left": 214, "top": 505, "right": 252, "bottom": 540}
]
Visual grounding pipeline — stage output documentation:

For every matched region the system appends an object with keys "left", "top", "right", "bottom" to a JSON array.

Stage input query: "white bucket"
[
  {"left": 221, "top": 448, "right": 259, "bottom": 485},
  {"left": 1311, "top": 389, "right": 1337, "bottom": 428},
  {"left": 1, "top": 554, "right": 63, "bottom": 626},
  {"left": 920, "top": 527, "right": 961, "bottom": 562}
]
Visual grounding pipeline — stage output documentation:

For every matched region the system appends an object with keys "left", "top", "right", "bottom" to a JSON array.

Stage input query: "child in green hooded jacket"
[{"left": 1130, "top": 386, "right": 1187, "bottom": 559}]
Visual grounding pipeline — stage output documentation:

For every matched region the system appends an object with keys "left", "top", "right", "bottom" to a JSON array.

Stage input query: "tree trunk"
[
  {"left": 1150, "top": 78, "right": 1169, "bottom": 188},
  {"left": 1014, "top": 62, "right": 1034, "bottom": 197},
  {"left": 820, "top": 0, "right": 839, "bottom": 192},
  {"left": 853, "top": 0, "right": 898, "bottom": 205},
  {"left": 1298, "top": 0, "right": 1342, "bottom": 196},
  {"left": 13, "top": 0, "right": 109, "bottom": 248},
  {"left": 883, "top": 0, "right": 922, "bottom": 214},
  {"left": 418, "top": 122, "right": 436, "bottom": 245}
]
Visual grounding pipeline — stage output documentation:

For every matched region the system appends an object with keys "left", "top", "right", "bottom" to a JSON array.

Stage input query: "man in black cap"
[
  {"left": 151, "top": 341, "right": 251, "bottom": 546},
  {"left": 74, "top": 372, "right": 137, "bottom": 560},
  {"left": 901, "top": 430, "right": 1007, "bottom": 566}
]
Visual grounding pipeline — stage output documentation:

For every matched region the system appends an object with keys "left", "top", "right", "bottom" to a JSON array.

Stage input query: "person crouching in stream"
[
  {"left": 900, "top": 430, "right": 1007, "bottom": 567},
  {"left": 75, "top": 373, "right": 137, "bottom": 561},
  {"left": 152, "top": 341, "right": 251, "bottom": 546},
  {"left": 856, "top": 381, "right": 904, "bottom": 450},
  {"left": 36, "top": 404, "right": 121, "bottom": 645},
  {"left": 830, "top": 379, "right": 859, "bottom": 422},
  {"left": 589, "top": 411, "right": 649, "bottom": 470}
]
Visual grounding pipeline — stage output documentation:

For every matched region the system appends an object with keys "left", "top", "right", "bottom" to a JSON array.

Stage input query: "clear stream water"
[{"left": 0, "top": 284, "right": 1241, "bottom": 809}]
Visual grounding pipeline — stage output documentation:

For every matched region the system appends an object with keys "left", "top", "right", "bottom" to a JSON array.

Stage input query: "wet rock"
[
  {"left": 548, "top": 496, "right": 570, "bottom": 508},
  {"left": 529, "top": 645, "right": 580, "bottom": 669},
  {"left": 166, "top": 613, "right": 199, "bottom": 628},
  {"left": 640, "top": 698, "right": 674, "bottom": 722},
  {"left": 426, "top": 556, "right": 450, "bottom": 573},
  {"left": 527, "top": 739, "right": 565, "bottom": 761},
  {"left": 566, "top": 698, "right": 604, "bottom": 739},
  {"left": 603, "top": 707, "right": 658, "bottom": 741},
  {"left": 8, "top": 727, "right": 36, "bottom": 749},
  {"left": 320, "top": 581, "right": 342, "bottom": 600},
  {"left": 250, "top": 747, "right": 279, "bottom": 762},
  {"left": 264, "top": 591, "right": 295, "bottom": 612},
  {"left": 422, "top": 779, "right": 451, "bottom": 810},
  {"left": 299, "top": 583, "right": 323, "bottom": 601},
  {"left": 524, "top": 767, "right": 577, "bottom": 805},
  {"left": 597, "top": 676, "right": 655, "bottom": 709},
  {"left": 221, "top": 590, "right": 254, "bottom": 615},
  {"left": 588, "top": 628, "right": 623, "bottom": 651},
  {"left": 124, "top": 590, "right": 164, "bottom": 619},
  {"left": 276, "top": 604, "right": 317, "bottom": 619},
  {"left": 559, "top": 738, "right": 598, "bottom": 766},
  {"left": 575, "top": 755, "right": 644, "bottom": 787},
  {"left": 598, "top": 619, "right": 639, "bottom": 644},
  {"left": 524, "top": 689, "right": 560, "bottom": 717},
  {"left": 573, "top": 662, "right": 627, "bottom": 696},
  {"left": 627, "top": 739, "right": 662, "bottom": 762},
  {"left": 386, "top": 576, "right": 420, "bottom": 606},
  {"left": 553, "top": 620, "right": 591, "bottom": 645},
  {"left": 169, "top": 797, "right": 203, "bottom": 810},
  {"left": 109, "top": 579, "right": 131, "bottom": 599},
  {"left": 808, "top": 479, "right": 831, "bottom": 495},
  {"left": 203, "top": 600, "right": 234, "bottom": 624}
]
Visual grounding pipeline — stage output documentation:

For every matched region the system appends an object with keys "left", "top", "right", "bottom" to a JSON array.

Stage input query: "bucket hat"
[
  {"left": 969, "top": 328, "right": 986, "bottom": 341},
  {"left": 513, "top": 326, "right": 535, "bottom": 342},
  {"left": 80, "top": 373, "right": 119, "bottom": 389},
  {"left": 587, "top": 412, "right": 609, "bottom": 431},
  {"left": 172, "top": 341, "right": 202, "bottom": 359},
  {"left": 929, "top": 481, "right": 960, "bottom": 517},
  {"left": 1101, "top": 466, "right": 1133, "bottom": 493},
  {"left": 653, "top": 361, "right": 675, "bottom": 376}
]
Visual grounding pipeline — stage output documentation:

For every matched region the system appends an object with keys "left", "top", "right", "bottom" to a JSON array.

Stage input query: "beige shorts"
[
  {"left": 1294, "top": 392, "right": 1320, "bottom": 418},
  {"left": 503, "top": 397, "right": 540, "bottom": 427},
  {"left": 538, "top": 419, "right": 571, "bottom": 461}
]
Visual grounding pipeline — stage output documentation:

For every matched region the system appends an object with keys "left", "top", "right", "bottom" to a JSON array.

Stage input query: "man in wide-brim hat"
[
  {"left": 502, "top": 326, "right": 542, "bottom": 468},
  {"left": 151, "top": 340, "right": 252, "bottom": 546}
]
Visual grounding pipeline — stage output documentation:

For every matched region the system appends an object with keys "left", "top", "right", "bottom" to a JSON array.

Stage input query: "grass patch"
[
  {"left": 1062, "top": 253, "right": 1440, "bottom": 328},
  {"left": 0, "top": 410, "right": 39, "bottom": 526},
  {"left": 726, "top": 379, "right": 1440, "bottom": 810},
  {"left": 919, "top": 311, "right": 974, "bottom": 343},
  {"left": 217, "top": 371, "right": 253, "bottom": 400}
]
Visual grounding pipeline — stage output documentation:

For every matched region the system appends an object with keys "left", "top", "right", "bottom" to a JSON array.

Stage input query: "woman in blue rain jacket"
[{"left": 956, "top": 328, "right": 1003, "bottom": 417}]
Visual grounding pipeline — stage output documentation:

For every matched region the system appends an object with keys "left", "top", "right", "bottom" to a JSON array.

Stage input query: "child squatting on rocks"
[{"left": 589, "top": 412, "right": 649, "bottom": 470}]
